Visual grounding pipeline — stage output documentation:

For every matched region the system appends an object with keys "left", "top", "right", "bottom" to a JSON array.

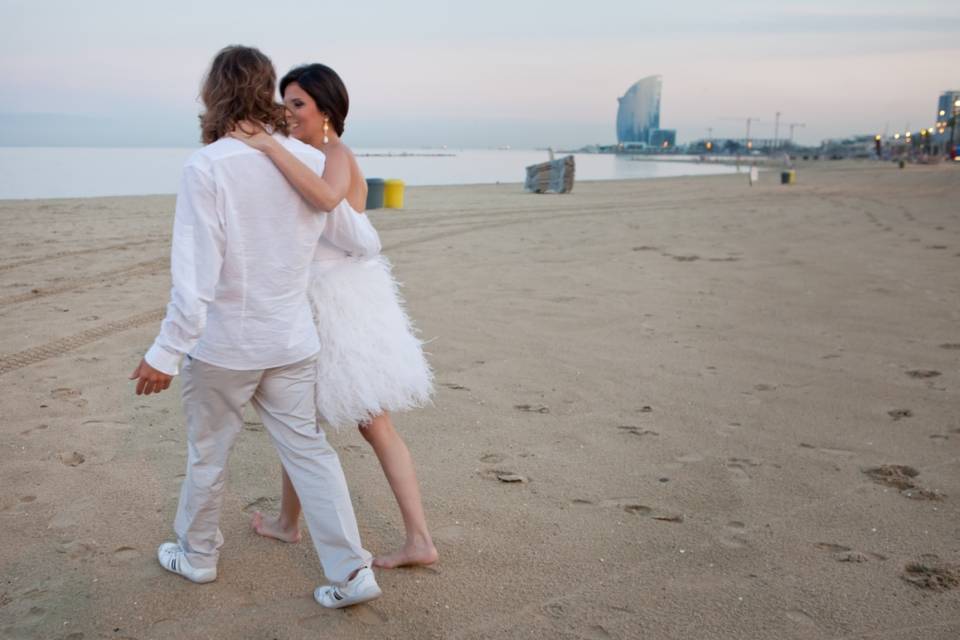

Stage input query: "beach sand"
[{"left": 1, "top": 161, "right": 958, "bottom": 639}]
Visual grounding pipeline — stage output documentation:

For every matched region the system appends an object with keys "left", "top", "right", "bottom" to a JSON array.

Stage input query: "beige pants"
[{"left": 173, "top": 355, "right": 372, "bottom": 583}]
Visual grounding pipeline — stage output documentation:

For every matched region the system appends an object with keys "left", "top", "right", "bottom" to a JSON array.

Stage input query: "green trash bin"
[{"left": 366, "top": 178, "right": 385, "bottom": 210}]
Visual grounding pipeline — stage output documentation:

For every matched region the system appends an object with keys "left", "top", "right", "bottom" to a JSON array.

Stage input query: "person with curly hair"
[{"left": 130, "top": 45, "right": 381, "bottom": 608}]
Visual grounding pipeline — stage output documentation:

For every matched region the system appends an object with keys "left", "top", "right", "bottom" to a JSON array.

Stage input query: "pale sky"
[{"left": 1, "top": 0, "right": 958, "bottom": 147}]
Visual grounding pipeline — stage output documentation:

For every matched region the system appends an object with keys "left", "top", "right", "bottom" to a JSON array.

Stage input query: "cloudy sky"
[{"left": 1, "top": 0, "right": 958, "bottom": 148}]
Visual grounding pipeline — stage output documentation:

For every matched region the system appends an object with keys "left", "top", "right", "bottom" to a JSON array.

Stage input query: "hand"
[
  {"left": 130, "top": 358, "right": 173, "bottom": 396},
  {"left": 228, "top": 120, "right": 277, "bottom": 153}
]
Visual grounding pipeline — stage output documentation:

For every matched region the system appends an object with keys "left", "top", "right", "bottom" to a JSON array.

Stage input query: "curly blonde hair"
[{"left": 199, "top": 45, "right": 288, "bottom": 144}]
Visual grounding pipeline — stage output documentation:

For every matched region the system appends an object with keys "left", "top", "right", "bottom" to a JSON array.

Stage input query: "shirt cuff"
[{"left": 144, "top": 343, "right": 182, "bottom": 376}]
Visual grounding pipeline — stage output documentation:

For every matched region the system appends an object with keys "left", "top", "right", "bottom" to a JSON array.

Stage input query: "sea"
[{"left": 0, "top": 147, "right": 737, "bottom": 200}]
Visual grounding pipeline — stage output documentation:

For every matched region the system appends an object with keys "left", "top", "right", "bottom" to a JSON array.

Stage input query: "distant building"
[
  {"left": 648, "top": 129, "right": 676, "bottom": 149},
  {"left": 617, "top": 76, "right": 661, "bottom": 144},
  {"left": 934, "top": 90, "right": 960, "bottom": 151},
  {"left": 616, "top": 75, "right": 676, "bottom": 148},
  {"left": 936, "top": 90, "right": 960, "bottom": 128}
]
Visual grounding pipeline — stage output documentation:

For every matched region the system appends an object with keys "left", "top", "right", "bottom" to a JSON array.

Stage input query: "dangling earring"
[{"left": 323, "top": 119, "right": 330, "bottom": 144}]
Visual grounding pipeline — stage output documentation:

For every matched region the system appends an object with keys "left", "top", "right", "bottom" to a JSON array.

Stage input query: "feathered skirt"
[{"left": 308, "top": 255, "right": 433, "bottom": 429}]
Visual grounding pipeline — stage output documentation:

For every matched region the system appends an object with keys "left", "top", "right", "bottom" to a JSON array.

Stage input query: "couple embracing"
[{"left": 129, "top": 45, "right": 435, "bottom": 608}]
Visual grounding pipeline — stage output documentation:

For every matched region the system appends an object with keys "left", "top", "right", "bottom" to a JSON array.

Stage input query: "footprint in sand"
[
  {"left": 480, "top": 453, "right": 506, "bottom": 464},
  {"left": 620, "top": 504, "right": 652, "bottom": 516},
  {"left": 51, "top": 387, "right": 88, "bottom": 409},
  {"left": 514, "top": 404, "right": 549, "bottom": 414},
  {"left": 242, "top": 496, "right": 279, "bottom": 513},
  {"left": 818, "top": 447, "right": 855, "bottom": 457},
  {"left": 586, "top": 624, "right": 613, "bottom": 640},
  {"left": 940, "top": 343, "right": 960, "bottom": 350},
  {"left": 715, "top": 422, "right": 742, "bottom": 437},
  {"left": 671, "top": 255, "right": 700, "bottom": 262},
  {"left": 718, "top": 521, "right": 750, "bottom": 549},
  {"left": 887, "top": 408, "right": 913, "bottom": 421},
  {"left": 726, "top": 457, "right": 761, "bottom": 484},
  {"left": 343, "top": 604, "right": 389, "bottom": 625},
  {"left": 113, "top": 546, "right": 140, "bottom": 562},
  {"left": 56, "top": 539, "right": 98, "bottom": 560},
  {"left": 479, "top": 468, "right": 527, "bottom": 483},
  {"left": 785, "top": 609, "right": 819, "bottom": 630},
  {"left": 543, "top": 603, "right": 565, "bottom": 619},
  {"left": 432, "top": 524, "right": 465, "bottom": 543},
  {"left": 19, "top": 424, "right": 48, "bottom": 436},
  {"left": 814, "top": 542, "right": 850, "bottom": 553},
  {"left": 58, "top": 452, "right": 85, "bottom": 467},
  {"left": 905, "top": 369, "right": 941, "bottom": 379},
  {"left": 862, "top": 465, "right": 945, "bottom": 501},
  {"left": 51, "top": 387, "right": 81, "bottom": 400},
  {"left": 617, "top": 425, "right": 658, "bottom": 438},
  {"left": 597, "top": 498, "right": 651, "bottom": 516},
  {"left": 81, "top": 419, "right": 127, "bottom": 431},
  {"left": 815, "top": 542, "right": 885, "bottom": 563},
  {"left": 442, "top": 382, "right": 469, "bottom": 391},
  {"left": 901, "top": 555, "right": 960, "bottom": 591}
]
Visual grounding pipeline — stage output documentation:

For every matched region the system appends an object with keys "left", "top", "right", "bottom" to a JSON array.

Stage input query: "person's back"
[
  {"left": 134, "top": 45, "right": 380, "bottom": 609},
  {"left": 186, "top": 134, "right": 326, "bottom": 369}
]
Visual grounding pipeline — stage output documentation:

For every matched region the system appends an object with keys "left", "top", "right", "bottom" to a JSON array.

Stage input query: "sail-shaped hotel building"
[{"left": 616, "top": 75, "right": 675, "bottom": 147}]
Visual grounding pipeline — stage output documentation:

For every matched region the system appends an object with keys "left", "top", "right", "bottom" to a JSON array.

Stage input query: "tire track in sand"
[
  {"left": 0, "top": 238, "right": 160, "bottom": 273},
  {"left": 0, "top": 257, "right": 169, "bottom": 307},
  {"left": 0, "top": 308, "right": 164, "bottom": 375}
]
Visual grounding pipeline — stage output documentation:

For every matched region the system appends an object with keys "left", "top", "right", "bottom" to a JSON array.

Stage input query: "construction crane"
[
  {"left": 786, "top": 122, "right": 806, "bottom": 146},
  {"left": 719, "top": 117, "right": 768, "bottom": 149}
]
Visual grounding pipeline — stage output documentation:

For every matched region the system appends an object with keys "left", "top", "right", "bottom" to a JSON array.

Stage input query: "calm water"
[{"left": 0, "top": 147, "right": 737, "bottom": 200}]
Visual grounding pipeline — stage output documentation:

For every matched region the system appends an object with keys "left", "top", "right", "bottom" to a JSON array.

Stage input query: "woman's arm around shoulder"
[{"left": 229, "top": 123, "right": 350, "bottom": 211}]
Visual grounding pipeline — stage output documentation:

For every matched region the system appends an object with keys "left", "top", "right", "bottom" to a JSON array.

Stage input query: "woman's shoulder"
[{"left": 323, "top": 142, "right": 351, "bottom": 165}]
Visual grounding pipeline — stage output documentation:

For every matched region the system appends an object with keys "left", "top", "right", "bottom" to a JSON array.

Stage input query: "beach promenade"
[{"left": 0, "top": 162, "right": 958, "bottom": 639}]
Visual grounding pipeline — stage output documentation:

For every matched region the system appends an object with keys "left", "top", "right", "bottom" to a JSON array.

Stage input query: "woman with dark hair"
[{"left": 230, "top": 63, "right": 437, "bottom": 569}]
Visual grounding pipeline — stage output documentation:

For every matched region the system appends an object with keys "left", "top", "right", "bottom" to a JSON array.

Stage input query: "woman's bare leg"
[
  {"left": 361, "top": 412, "right": 438, "bottom": 568},
  {"left": 251, "top": 466, "right": 302, "bottom": 543}
]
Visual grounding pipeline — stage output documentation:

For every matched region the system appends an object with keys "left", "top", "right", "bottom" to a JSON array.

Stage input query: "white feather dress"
[{"left": 309, "top": 200, "right": 433, "bottom": 429}]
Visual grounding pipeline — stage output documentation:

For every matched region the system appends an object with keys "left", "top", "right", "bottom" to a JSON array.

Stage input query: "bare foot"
[
  {"left": 251, "top": 511, "right": 301, "bottom": 543},
  {"left": 373, "top": 541, "right": 439, "bottom": 569}
]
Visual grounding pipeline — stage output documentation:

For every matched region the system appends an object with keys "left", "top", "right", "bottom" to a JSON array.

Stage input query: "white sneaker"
[
  {"left": 157, "top": 542, "right": 217, "bottom": 584},
  {"left": 314, "top": 566, "right": 382, "bottom": 608}
]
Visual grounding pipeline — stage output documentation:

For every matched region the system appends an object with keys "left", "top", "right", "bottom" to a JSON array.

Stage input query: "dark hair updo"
[{"left": 280, "top": 64, "right": 349, "bottom": 136}]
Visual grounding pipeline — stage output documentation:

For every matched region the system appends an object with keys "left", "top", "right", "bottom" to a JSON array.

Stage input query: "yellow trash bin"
[{"left": 384, "top": 179, "right": 405, "bottom": 209}]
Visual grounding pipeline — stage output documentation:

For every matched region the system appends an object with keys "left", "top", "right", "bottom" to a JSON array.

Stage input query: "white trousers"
[{"left": 173, "top": 355, "right": 372, "bottom": 583}]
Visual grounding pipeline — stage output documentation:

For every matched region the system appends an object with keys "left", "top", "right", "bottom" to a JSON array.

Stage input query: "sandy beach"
[{"left": 1, "top": 162, "right": 958, "bottom": 639}]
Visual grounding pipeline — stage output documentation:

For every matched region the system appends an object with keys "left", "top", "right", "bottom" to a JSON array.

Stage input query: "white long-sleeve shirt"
[
  {"left": 145, "top": 135, "right": 328, "bottom": 375},
  {"left": 314, "top": 199, "right": 382, "bottom": 261}
]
